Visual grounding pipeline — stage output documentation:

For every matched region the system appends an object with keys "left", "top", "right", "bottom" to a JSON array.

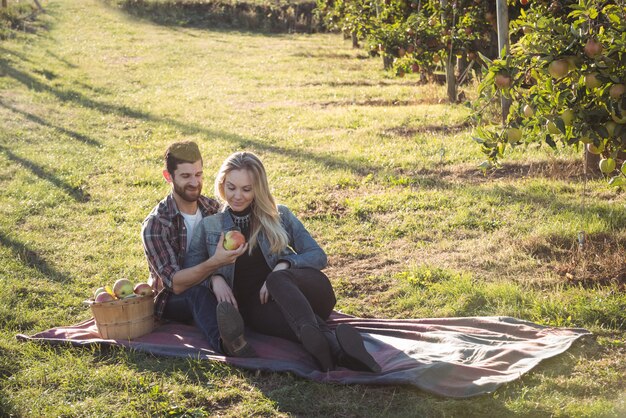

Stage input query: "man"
[{"left": 142, "top": 141, "right": 255, "bottom": 357}]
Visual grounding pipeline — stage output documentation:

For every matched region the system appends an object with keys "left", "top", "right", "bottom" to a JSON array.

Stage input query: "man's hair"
[{"left": 164, "top": 141, "right": 202, "bottom": 174}]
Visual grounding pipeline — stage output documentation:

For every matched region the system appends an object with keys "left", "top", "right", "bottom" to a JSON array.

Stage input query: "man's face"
[{"left": 170, "top": 161, "right": 203, "bottom": 203}]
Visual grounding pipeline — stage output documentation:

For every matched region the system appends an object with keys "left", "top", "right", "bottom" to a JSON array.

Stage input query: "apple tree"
[{"left": 472, "top": 0, "right": 626, "bottom": 186}]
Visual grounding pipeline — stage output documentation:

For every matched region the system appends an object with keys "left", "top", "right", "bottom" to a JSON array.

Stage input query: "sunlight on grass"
[{"left": 0, "top": 0, "right": 624, "bottom": 416}]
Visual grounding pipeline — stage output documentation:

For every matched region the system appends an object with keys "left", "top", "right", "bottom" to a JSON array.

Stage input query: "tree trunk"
[
  {"left": 445, "top": 58, "right": 457, "bottom": 103},
  {"left": 584, "top": 148, "right": 602, "bottom": 177},
  {"left": 2, "top": 0, "right": 8, "bottom": 9},
  {"left": 351, "top": 31, "right": 359, "bottom": 48},
  {"left": 496, "top": 0, "right": 511, "bottom": 123},
  {"left": 382, "top": 54, "right": 393, "bottom": 70}
]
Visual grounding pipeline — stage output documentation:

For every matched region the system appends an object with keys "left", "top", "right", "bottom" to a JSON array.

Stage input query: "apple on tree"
[
  {"left": 585, "top": 73, "right": 603, "bottom": 89},
  {"left": 584, "top": 39, "right": 603, "bottom": 58},
  {"left": 609, "top": 83, "right": 625, "bottom": 100},
  {"left": 494, "top": 72, "right": 512, "bottom": 89},
  {"left": 548, "top": 59, "right": 570, "bottom": 79},
  {"left": 599, "top": 158, "right": 616, "bottom": 174}
]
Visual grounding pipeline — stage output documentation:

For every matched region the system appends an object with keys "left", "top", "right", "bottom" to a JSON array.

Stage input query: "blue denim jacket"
[{"left": 183, "top": 205, "right": 327, "bottom": 289}]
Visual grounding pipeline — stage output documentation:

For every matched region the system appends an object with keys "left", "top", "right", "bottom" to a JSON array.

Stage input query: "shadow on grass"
[
  {"left": 0, "top": 54, "right": 379, "bottom": 175},
  {"left": 104, "top": 0, "right": 323, "bottom": 35},
  {"left": 0, "top": 231, "right": 71, "bottom": 283},
  {"left": 0, "top": 99, "right": 102, "bottom": 147},
  {"left": 77, "top": 342, "right": 588, "bottom": 417},
  {"left": 0, "top": 145, "right": 91, "bottom": 202}
]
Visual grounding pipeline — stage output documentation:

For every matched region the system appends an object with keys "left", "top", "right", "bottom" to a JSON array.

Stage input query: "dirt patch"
[
  {"left": 318, "top": 97, "right": 443, "bottom": 107},
  {"left": 522, "top": 232, "right": 626, "bottom": 289},
  {"left": 387, "top": 159, "right": 592, "bottom": 186},
  {"left": 382, "top": 121, "right": 471, "bottom": 137}
]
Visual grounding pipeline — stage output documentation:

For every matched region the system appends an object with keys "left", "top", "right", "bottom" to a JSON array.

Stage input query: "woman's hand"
[
  {"left": 211, "top": 275, "right": 239, "bottom": 309},
  {"left": 272, "top": 261, "right": 290, "bottom": 272},
  {"left": 260, "top": 261, "right": 290, "bottom": 304},
  {"left": 210, "top": 233, "right": 248, "bottom": 267},
  {"left": 259, "top": 282, "right": 269, "bottom": 304}
]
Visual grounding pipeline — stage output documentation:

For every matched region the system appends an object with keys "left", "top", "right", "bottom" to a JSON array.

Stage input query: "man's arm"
[
  {"left": 142, "top": 217, "right": 245, "bottom": 296},
  {"left": 171, "top": 233, "right": 246, "bottom": 294}
]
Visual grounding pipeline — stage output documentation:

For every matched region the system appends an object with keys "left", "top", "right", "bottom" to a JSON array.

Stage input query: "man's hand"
[
  {"left": 211, "top": 233, "right": 248, "bottom": 266},
  {"left": 211, "top": 275, "right": 238, "bottom": 309}
]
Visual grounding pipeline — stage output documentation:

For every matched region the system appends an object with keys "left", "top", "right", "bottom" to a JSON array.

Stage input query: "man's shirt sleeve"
[{"left": 142, "top": 216, "right": 179, "bottom": 290}]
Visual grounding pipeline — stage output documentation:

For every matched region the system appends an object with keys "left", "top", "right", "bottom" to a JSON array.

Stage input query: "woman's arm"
[{"left": 277, "top": 206, "right": 327, "bottom": 270}]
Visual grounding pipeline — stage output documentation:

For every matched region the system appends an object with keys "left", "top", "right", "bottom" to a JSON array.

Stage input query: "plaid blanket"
[{"left": 17, "top": 312, "right": 590, "bottom": 398}]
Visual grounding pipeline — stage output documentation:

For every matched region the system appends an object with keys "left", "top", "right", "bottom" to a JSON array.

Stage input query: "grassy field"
[{"left": 1, "top": 0, "right": 625, "bottom": 416}]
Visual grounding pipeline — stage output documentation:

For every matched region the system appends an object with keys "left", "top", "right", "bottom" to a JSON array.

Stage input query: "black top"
[{"left": 229, "top": 208, "right": 272, "bottom": 309}]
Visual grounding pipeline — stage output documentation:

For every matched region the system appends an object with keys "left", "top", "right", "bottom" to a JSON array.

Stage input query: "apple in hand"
[
  {"left": 95, "top": 292, "right": 115, "bottom": 303},
  {"left": 223, "top": 230, "right": 246, "bottom": 250},
  {"left": 133, "top": 282, "right": 154, "bottom": 297},
  {"left": 113, "top": 278, "right": 134, "bottom": 298}
]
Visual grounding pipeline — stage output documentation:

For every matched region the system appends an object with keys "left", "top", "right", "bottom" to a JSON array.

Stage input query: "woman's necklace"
[{"left": 229, "top": 208, "right": 251, "bottom": 234}]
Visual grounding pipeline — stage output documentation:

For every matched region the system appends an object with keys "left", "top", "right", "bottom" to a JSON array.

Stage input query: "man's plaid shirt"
[{"left": 141, "top": 193, "right": 220, "bottom": 319}]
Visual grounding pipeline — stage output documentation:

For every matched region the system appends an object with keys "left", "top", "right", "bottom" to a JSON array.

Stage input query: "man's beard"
[{"left": 174, "top": 182, "right": 202, "bottom": 203}]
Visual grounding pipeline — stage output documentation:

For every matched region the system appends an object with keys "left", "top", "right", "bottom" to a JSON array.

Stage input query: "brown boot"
[
  {"left": 216, "top": 301, "right": 256, "bottom": 357},
  {"left": 300, "top": 324, "right": 335, "bottom": 372},
  {"left": 335, "top": 324, "right": 381, "bottom": 373}
]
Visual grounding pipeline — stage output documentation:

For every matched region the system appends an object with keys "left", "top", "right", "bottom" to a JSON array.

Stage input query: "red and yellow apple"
[
  {"left": 134, "top": 282, "right": 154, "bottom": 297},
  {"left": 224, "top": 230, "right": 246, "bottom": 250},
  {"left": 95, "top": 292, "right": 115, "bottom": 303},
  {"left": 113, "top": 278, "right": 134, "bottom": 298}
]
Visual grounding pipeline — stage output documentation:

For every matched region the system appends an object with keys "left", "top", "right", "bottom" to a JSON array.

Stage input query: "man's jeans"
[{"left": 162, "top": 285, "right": 221, "bottom": 352}]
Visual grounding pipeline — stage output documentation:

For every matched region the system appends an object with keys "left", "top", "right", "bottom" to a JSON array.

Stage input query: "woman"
[{"left": 184, "top": 151, "right": 380, "bottom": 373}]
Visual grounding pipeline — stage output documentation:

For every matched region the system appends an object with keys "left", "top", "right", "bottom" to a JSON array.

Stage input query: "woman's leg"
[
  {"left": 241, "top": 297, "right": 299, "bottom": 342},
  {"left": 264, "top": 268, "right": 336, "bottom": 334},
  {"left": 264, "top": 268, "right": 337, "bottom": 370},
  {"left": 265, "top": 268, "right": 380, "bottom": 373}
]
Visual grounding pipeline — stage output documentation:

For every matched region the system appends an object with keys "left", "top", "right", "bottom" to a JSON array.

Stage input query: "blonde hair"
[{"left": 215, "top": 152, "right": 289, "bottom": 254}]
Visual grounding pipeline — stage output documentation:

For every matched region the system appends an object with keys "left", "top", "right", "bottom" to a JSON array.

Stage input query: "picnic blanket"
[{"left": 17, "top": 312, "right": 590, "bottom": 398}]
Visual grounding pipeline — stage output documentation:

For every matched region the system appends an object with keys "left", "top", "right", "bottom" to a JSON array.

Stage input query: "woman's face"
[{"left": 223, "top": 169, "right": 255, "bottom": 212}]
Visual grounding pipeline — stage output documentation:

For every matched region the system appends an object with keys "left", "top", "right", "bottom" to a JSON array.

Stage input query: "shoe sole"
[
  {"left": 300, "top": 324, "right": 334, "bottom": 372},
  {"left": 216, "top": 302, "right": 255, "bottom": 357},
  {"left": 336, "top": 324, "right": 381, "bottom": 373}
]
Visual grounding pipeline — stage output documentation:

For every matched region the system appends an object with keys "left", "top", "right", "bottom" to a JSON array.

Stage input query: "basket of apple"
[{"left": 86, "top": 278, "right": 155, "bottom": 340}]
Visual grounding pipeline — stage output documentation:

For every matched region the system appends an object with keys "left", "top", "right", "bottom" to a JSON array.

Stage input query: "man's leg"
[{"left": 162, "top": 285, "right": 221, "bottom": 352}]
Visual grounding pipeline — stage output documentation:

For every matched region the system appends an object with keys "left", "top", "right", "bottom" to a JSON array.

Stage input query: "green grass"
[{"left": 0, "top": 0, "right": 625, "bottom": 416}]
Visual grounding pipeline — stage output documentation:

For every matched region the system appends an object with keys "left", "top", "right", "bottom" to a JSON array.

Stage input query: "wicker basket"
[{"left": 87, "top": 295, "right": 155, "bottom": 340}]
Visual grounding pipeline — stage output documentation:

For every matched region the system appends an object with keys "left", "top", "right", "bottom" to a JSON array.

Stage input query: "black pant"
[{"left": 240, "top": 268, "right": 336, "bottom": 342}]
